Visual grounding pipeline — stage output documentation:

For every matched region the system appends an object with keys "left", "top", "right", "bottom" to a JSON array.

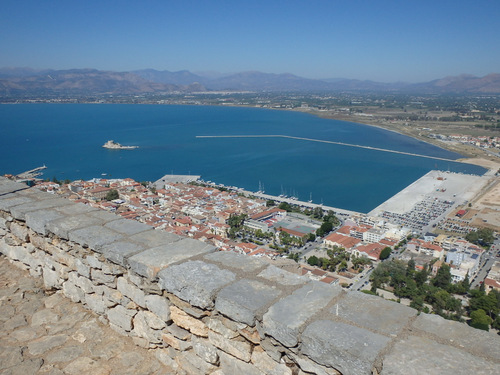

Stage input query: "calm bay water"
[{"left": 0, "top": 104, "right": 485, "bottom": 213}]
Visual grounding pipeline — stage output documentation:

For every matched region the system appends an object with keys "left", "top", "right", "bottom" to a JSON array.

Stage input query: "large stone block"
[
  {"left": 129, "top": 229, "right": 180, "bottom": 248},
  {"left": 46, "top": 214, "right": 104, "bottom": 240},
  {"left": 25, "top": 209, "right": 65, "bottom": 235},
  {"left": 208, "top": 331, "right": 252, "bottom": 362},
  {"left": 68, "top": 225, "right": 122, "bottom": 251},
  {"left": 128, "top": 239, "right": 215, "bottom": 279},
  {"left": 170, "top": 305, "right": 208, "bottom": 337},
  {"left": 301, "top": 320, "right": 391, "bottom": 375},
  {"left": 10, "top": 222, "right": 29, "bottom": 242},
  {"left": 104, "top": 218, "right": 152, "bottom": 236},
  {"left": 204, "top": 251, "right": 267, "bottom": 272},
  {"left": 133, "top": 310, "right": 165, "bottom": 343},
  {"left": 145, "top": 294, "right": 170, "bottom": 322},
  {"left": 332, "top": 291, "right": 416, "bottom": 336},
  {"left": 10, "top": 197, "right": 72, "bottom": 220},
  {"left": 412, "top": 313, "right": 500, "bottom": 361},
  {"left": 0, "top": 178, "right": 29, "bottom": 195},
  {"left": 258, "top": 265, "right": 308, "bottom": 286},
  {"left": 101, "top": 241, "right": 146, "bottom": 266},
  {"left": 107, "top": 305, "right": 136, "bottom": 331},
  {"left": 117, "top": 277, "right": 146, "bottom": 308},
  {"left": 382, "top": 335, "right": 500, "bottom": 375},
  {"left": 55, "top": 202, "right": 97, "bottom": 216},
  {"left": 0, "top": 195, "right": 36, "bottom": 212},
  {"left": 263, "top": 281, "right": 342, "bottom": 347},
  {"left": 62, "top": 280, "right": 85, "bottom": 303},
  {"left": 215, "top": 278, "right": 281, "bottom": 326},
  {"left": 158, "top": 261, "right": 236, "bottom": 309}
]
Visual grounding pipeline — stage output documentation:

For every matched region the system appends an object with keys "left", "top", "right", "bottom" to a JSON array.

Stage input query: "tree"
[
  {"left": 316, "top": 221, "right": 333, "bottom": 237},
  {"left": 379, "top": 247, "right": 392, "bottom": 260},
  {"left": 105, "top": 189, "right": 119, "bottom": 201},
  {"left": 469, "top": 309, "right": 492, "bottom": 331},
  {"left": 266, "top": 199, "right": 275, "bottom": 207},
  {"left": 433, "top": 263, "right": 451, "bottom": 290},
  {"left": 307, "top": 256, "right": 319, "bottom": 267},
  {"left": 466, "top": 228, "right": 495, "bottom": 248}
]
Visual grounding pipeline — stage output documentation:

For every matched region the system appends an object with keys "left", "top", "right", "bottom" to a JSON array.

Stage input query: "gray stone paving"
[{"left": 0, "top": 256, "right": 173, "bottom": 375}]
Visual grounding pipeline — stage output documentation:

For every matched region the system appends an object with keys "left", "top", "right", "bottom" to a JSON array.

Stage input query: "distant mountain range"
[{"left": 1, "top": 67, "right": 499, "bottom": 96}]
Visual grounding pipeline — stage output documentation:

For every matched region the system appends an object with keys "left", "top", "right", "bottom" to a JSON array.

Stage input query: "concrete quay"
[{"left": 0, "top": 256, "right": 173, "bottom": 375}]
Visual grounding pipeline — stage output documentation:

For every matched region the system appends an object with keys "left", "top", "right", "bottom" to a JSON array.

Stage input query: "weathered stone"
[
  {"left": 288, "top": 352, "right": 340, "bottom": 375},
  {"left": 258, "top": 264, "right": 309, "bottom": 285},
  {"left": 46, "top": 214, "right": 103, "bottom": 240},
  {"left": 10, "top": 196, "right": 70, "bottom": 220},
  {"left": 170, "top": 305, "right": 208, "bottom": 337},
  {"left": 129, "top": 229, "right": 180, "bottom": 248},
  {"left": 204, "top": 251, "right": 267, "bottom": 272},
  {"left": 209, "top": 330, "right": 252, "bottom": 362},
  {"left": 216, "top": 278, "right": 281, "bottom": 326},
  {"left": 218, "top": 351, "right": 262, "bottom": 375},
  {"left": 25, "top": 209, "right": 64, "bottom": 235},
  {"left": 412, "top": 313, "right": 500, "bottom": 361},
  {"left": 154, "top": 348, "right": 179, "bottom": 371},
  {"left": 42, "top": 265, "right": 62, "bottom": 289},
  {"left": 0, "top": 346, "right": 23, "bottom": 370},
  {"left": 55, "top": 202, "right": 97, "bottom": 215},
  {"left": 162, "top": 332, "right": 192, "bottom": 351},
  {"left": 63, "top": 279, "right": 86, "bottom": 302},
  {"left": 252, "top": 345, "right": 293, "bottom": 375},
  {"left": 158, "top": 260, "right": 236, "bottom": 309},
  {"left": 107, "top": 305, "right": 136, "bottom": 331},
  {"left": 145, "top": 294, "right": 170, "bottom": 322},
  {"left": 117, "top": 277, "right": 146, "bottom": 308},
  {"left": 133, "top": 311, "right": 165, "bottom": 343},
  {"left": 166, "top": 293, "right": 209, "bottom": 318},
  {"left": 167, "top": 324, "right": 191, "bottom": 340},
  {"left": 91, "top": 268, "right": 116, "bottom": 285},
  {"left": 0, "top": 195, "right": 35, "bottom": 212},
  {"left": 333, "top": 291, "right": 416, "bottom": 336},
  {"left": 4, "top": 358, "right": 43, "bottom": 375},
  {"left": 69, "top": 272, "right": 94, "bottom": 294},
  {"left": 176, "top": 350, "right": 217, "bottom": 375},
  {"left": 63, "top": 357, "right": 111, "bottom": 375},
  {"left": 31, "top": 308, "right": 59, "bottom": 326},
  {"left": 69, "top": 225, "right": 122, "bottom": 251},
  {"left": 4, "top": 314, "right": 27, "bottom": 331},
  {"left": 75, "top": 258, "right": 90, "bottom": 278},
  {"left": 206, "top": 316, "right": 239, "bottom": 339},
  {"left": 85, "top": 293, "right": 106, "bottom": 314},
  {"left": 129, "top": 240, "right": 215, "bottom": 279},
  {"left": 104, "top": 218, "right": 152, "bottom": 235},
  {"left": 46, "top": 346, "right": 85, "bottom": 363},
  {"left": 382, "top": 335, "right": 500, "bottom": 375},
  {"left": 239, "top": 326, "right": 261, "bottom": 344},
  {"left": 28, "top": 334, "right": 68, "bottom": 355},
  {"left": 263, "top": 281, "right": 342, "bottom": 347},
  {"left": 192, "top": 336, "right": 219, "bottom": 365},
  {"left": 10, "top": 222, "right": 29, "bottom": 241},
  {"left": 101, "top": 241, "right": 146, "bottom": 266},
  {"left": 301, "top": 320, "right": 390, "bottom": 375}
]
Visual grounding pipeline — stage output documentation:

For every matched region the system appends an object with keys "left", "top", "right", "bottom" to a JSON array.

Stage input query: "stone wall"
[{"left": 0, "top": 177, "right": 499, "bottom": 375}]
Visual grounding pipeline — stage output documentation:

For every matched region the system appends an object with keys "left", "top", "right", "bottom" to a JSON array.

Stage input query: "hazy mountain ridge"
[{"left": 1, "top": 67, "right": 499, "bottom": 96}]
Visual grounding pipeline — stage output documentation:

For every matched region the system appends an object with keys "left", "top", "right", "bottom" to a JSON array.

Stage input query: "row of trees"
[
  {"left": 370, "top": 259, "right": 500, "bottom": 331},
  {"left": 307, "top": 246, "right": 372, "bottom": 273}
]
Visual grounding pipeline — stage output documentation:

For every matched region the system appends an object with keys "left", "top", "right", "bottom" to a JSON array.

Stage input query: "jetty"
[
  {"left": 196, "top": 134, "right": 461, "bottom": 163},
  {"left": 15, "top": 165, "right": 47, "bottom": 179}
]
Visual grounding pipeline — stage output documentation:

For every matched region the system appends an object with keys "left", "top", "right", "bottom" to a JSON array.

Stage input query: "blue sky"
[{"left": 1, "top": 0, "right": 499, "bottom": 82}]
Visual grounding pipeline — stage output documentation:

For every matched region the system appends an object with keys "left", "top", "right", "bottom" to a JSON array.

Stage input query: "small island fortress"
[{"left": 102, "top": 140, "right": 138, "bottom": 149}]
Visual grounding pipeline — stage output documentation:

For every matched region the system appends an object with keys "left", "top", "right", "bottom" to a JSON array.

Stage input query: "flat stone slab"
[
  {"left": 158, "top": 260, "right": 236, "bottom": 309},
  {"left": 382, "top": 335, "right": 500, "bottom": 375},
  {"left": 10, "top": 197, "right": 73, "bottom": 220},
  {"left": 46, "top": 214, "right": 104, "bottom": 240},
  {"left": 129, "top": 229, "right": 180, "bottom": 248},
  {"left": 25, "top": 209, "right": 65, "bottom": 235},
  {"left": 204, "top": 251, "right": 267, "bottom": 273},
  {"left": 87, "top": 210, "right": 122, "bottom": 225},
  {"left": 104, "top": 218, "right": 152, "bottom": 236},
  {"left": 128, "top": 239, "right": 215, "bottom": 279},
  {"left": 68, "top": 225, "right": 123, "bottom": 251},
  {"left": 0, "top": 178, "right": 29, "bottom": 194},
  {"left": 0, "top": 195, "right": 36, "bottom": 212},
  {"left": 258, "top": 265, "right": 308, "bottom": 286},
  {"left": 55, "top": 202, "right": 97, "bottom": 216},
  {"left": 332, "top": 292, "right": 416, "bottom": 336},
  {"left": 101, "top": 241, "right": 147, "bottom": 266},
  {"left": 215, "top": 278, "right": 281, "bottom": 326},
  {"left": 301, "top": 320, "right": 391, "bottom": 375},
  {"left": 412, "top": 313, "right": 500, "bottom": 361},
  {"left": 263, "top": 281, "right": 342, "bottom": 347}
]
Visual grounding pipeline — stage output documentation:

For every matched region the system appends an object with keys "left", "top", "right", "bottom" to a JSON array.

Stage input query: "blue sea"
[{"left": 0, "top": 104, "right": 486, "bottom": 213}]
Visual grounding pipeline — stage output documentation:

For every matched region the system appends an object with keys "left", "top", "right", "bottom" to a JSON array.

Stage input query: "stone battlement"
[{"left": 0, "top": 177, "right": 499, "bottom": 375}]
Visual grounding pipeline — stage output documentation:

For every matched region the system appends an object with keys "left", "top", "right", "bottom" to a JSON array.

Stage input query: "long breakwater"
[{"left": 196, "top": 134, "right": 460, "bottom": 163}]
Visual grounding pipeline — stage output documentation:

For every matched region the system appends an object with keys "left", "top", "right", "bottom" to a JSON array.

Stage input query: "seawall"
[{"left": 0, "top": 177, "right": 499, "bottom": 375}]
